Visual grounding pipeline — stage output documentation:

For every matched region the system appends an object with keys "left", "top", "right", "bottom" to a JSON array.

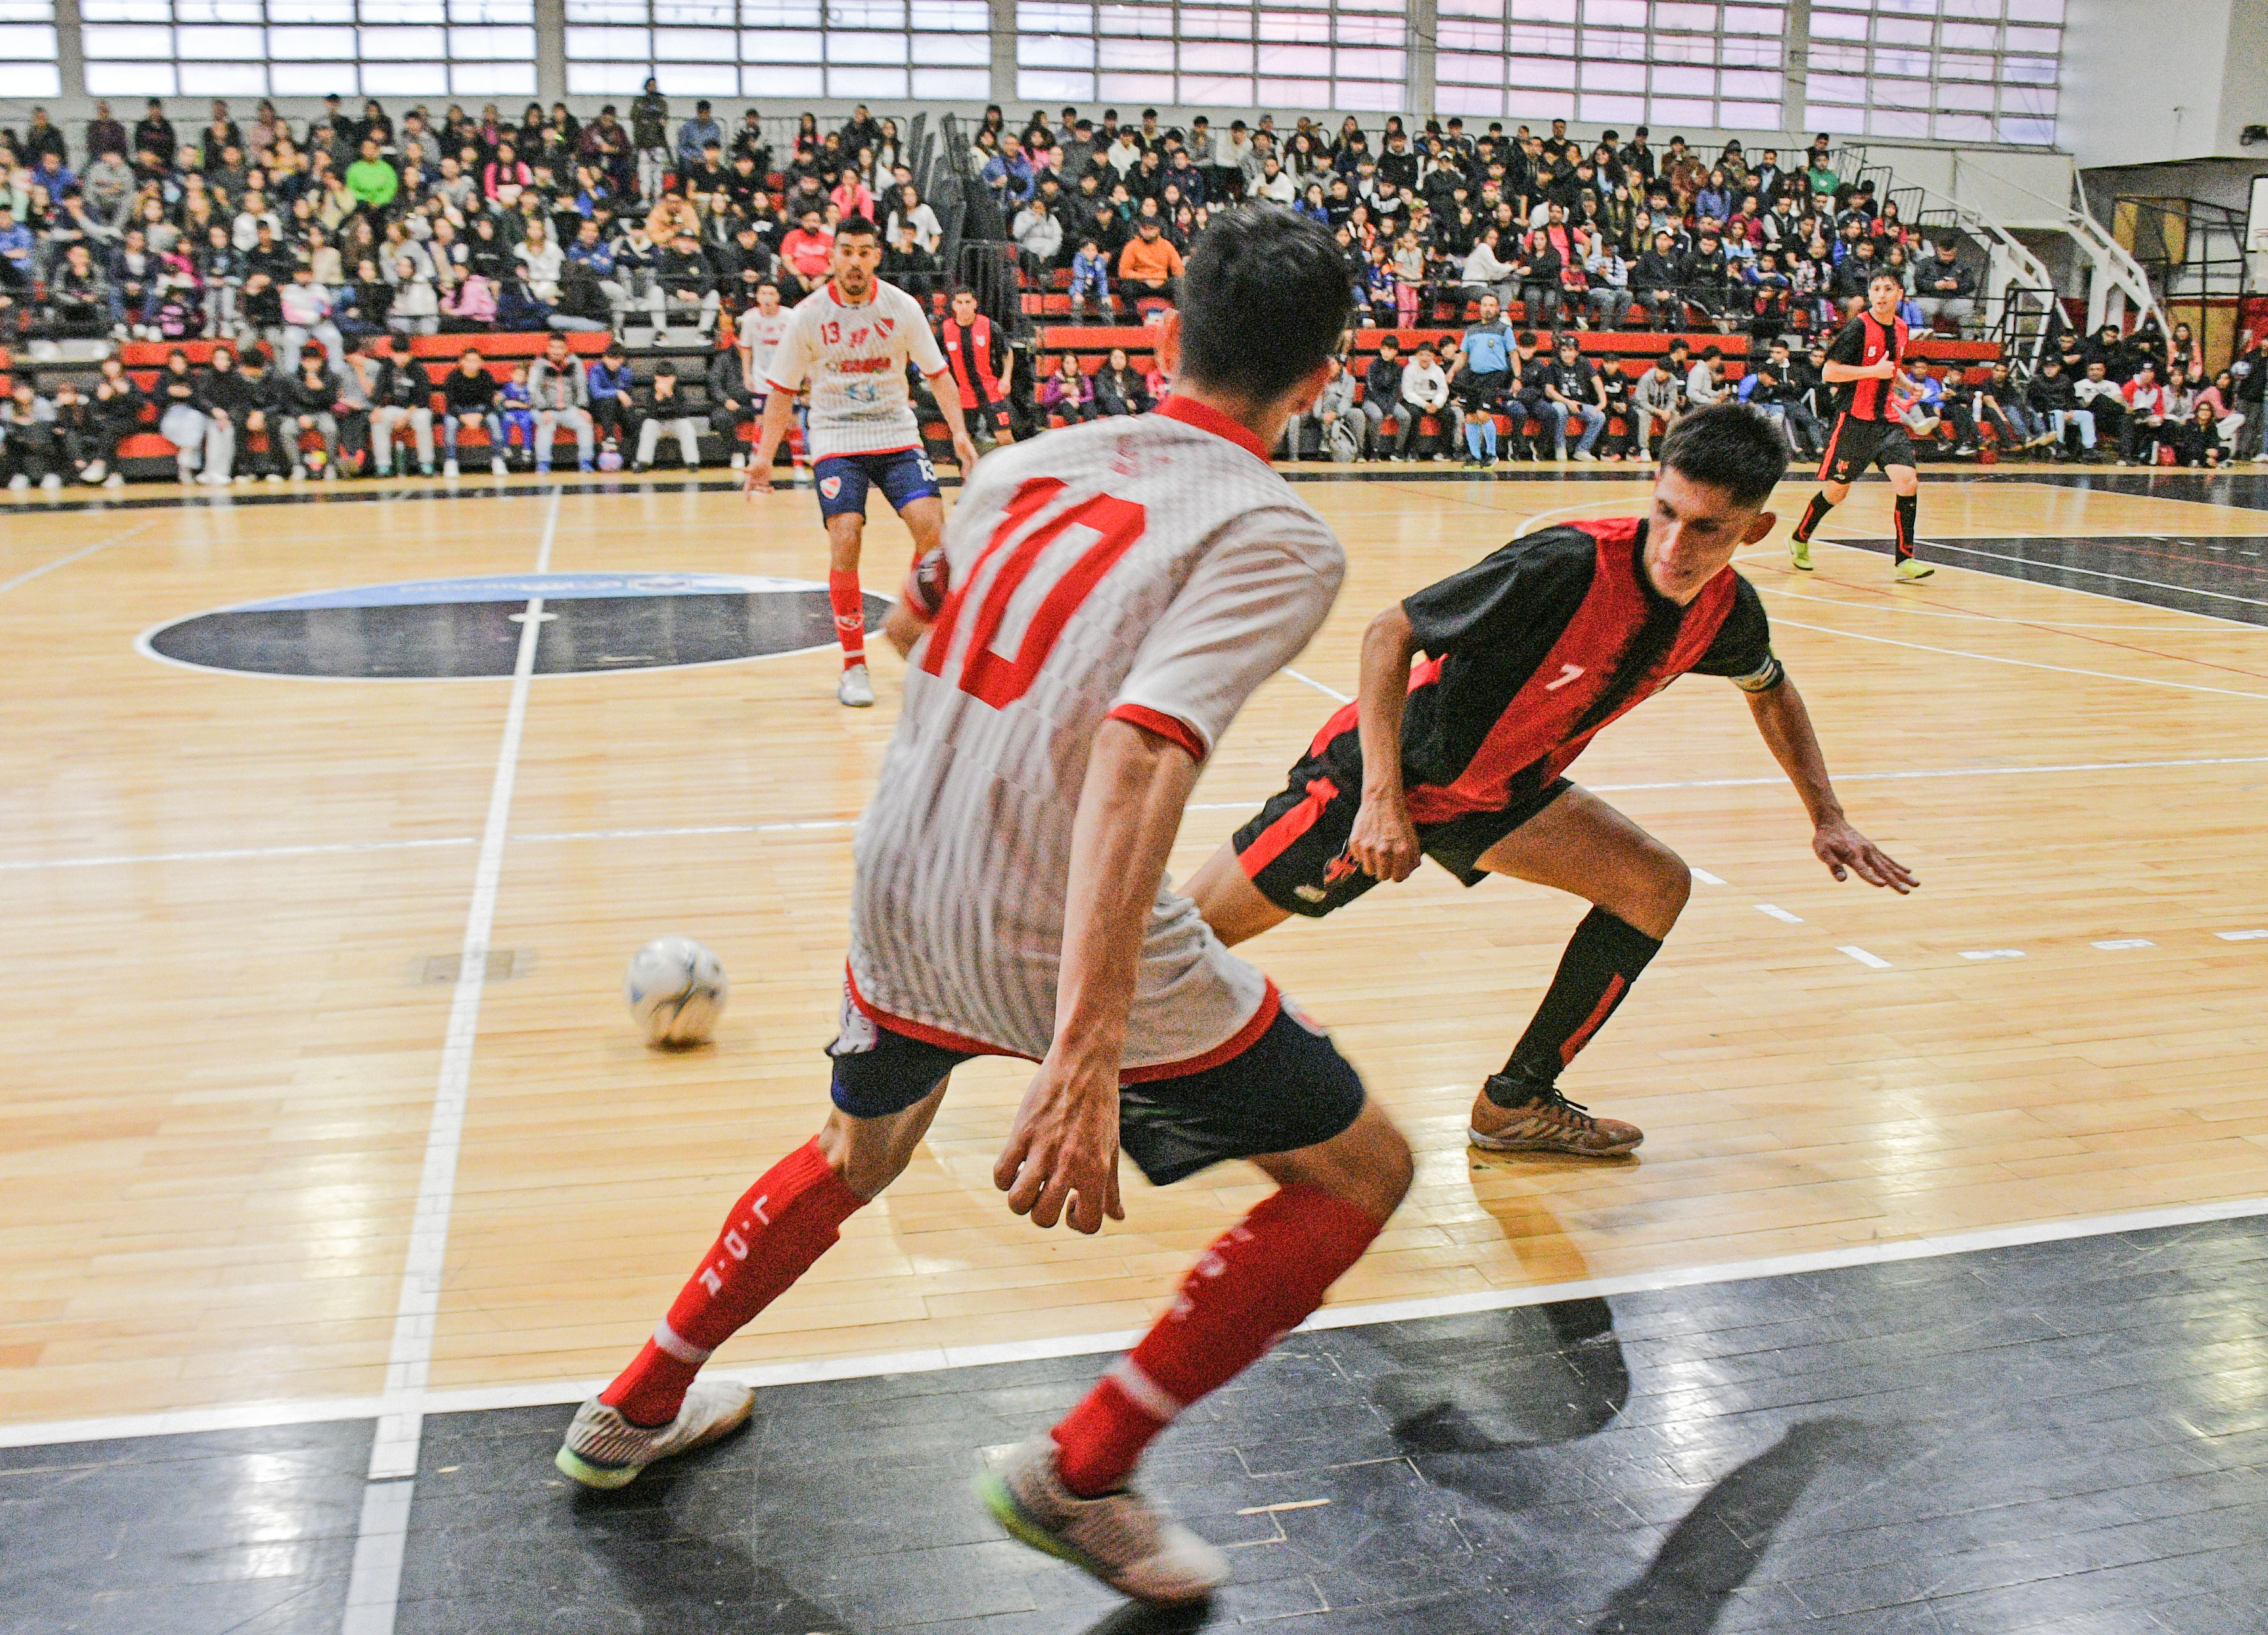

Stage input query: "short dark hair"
[
  {"left": 1176, "top": 206, "right": 1352, "bottom": 402},
  {"left": 834, "top": 214, "right": 879, "bottom": 239},
  {"left": 654, "top": 361, "right": 676, "bottom": 378},
  {"left": 1870, "top": 269, "right": 1903, "bottom": 287},
  {"left": 1659, "top": 403, "right": 1788, "bottom": 509}
]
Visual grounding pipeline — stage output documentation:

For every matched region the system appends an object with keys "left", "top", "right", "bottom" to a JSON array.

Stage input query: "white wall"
[{"left": 2062, "top": 0, "right": 2264, "bottom": 167}]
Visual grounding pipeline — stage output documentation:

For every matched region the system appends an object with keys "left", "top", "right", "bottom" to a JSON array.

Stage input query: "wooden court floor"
[{"left": 3, "top": 463, "right": 2266, "bottom": 1433}]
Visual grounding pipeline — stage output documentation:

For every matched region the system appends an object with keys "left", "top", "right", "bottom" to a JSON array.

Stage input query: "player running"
[
  {"left": 1788, "top": 269, "right": 1934, "bottom": 582},
  {"left": 746, "top": 215, "right": 981, "bottom": 707},
  {"left": 559, "top": 209, "right": 1413, "bottom": 1607},
  {"left": 1181, "top": 405, "right": 1919, "bottom": 1157}
]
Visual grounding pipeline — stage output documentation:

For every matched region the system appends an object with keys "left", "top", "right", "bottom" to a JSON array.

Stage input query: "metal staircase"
[{"left": 1833, "top": 142, "right": 2162, "bottom": 351}]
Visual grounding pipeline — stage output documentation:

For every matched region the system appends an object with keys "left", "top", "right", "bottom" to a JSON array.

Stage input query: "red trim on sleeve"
[
  {"left": 1153, "top": 395, "right": 1273, "bottom": 465},
  {"left": 1107, "top": 703, "right": 1208, "bottom": 762}
]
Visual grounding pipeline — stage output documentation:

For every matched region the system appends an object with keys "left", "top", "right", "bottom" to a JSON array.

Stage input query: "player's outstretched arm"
[
  {"left": 1744, "top": 675, "right": 1919, "bottom": 894},
  {"left": 743, "top": 389, "right": 796, "bottom": 495},
  {"left": 995, "top": 717, "right": 1200, "bottom": 1235},
  {"left": 1348, "top": 603, "right": 1425, "bottom": 883}
]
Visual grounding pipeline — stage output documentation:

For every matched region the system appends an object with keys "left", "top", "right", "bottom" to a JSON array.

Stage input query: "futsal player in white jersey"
[
  {"left": 746, "top": 215, "right": 979, "bottom": 707},
  {"left": 560, "top": 209, "right": 1414, "bottom": 1606},
  {"left": 732, "top": 278, "right": 791, "bottom": 472}
]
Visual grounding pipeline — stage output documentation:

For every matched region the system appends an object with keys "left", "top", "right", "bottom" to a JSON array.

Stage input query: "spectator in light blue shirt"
[
  {"left": 676, "top": 102, "right": 723, "bottom": 174},
  {"left": 0, "top": 205, "right": 33, "bottom": 288},
  {"left": 982, "top": 133, "right": 1037, "bottom": 207}
]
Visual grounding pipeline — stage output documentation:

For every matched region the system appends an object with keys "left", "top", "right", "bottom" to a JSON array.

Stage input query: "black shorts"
[
  {"left": 1818, "top": 412, "right": 1916, "bottom": 484},
  {"left": 826, "top": 991, "right": 1366, "bottom": 1187},
  {"left": 1233, "top": 723, "right": 1573, "bottom": 918}
]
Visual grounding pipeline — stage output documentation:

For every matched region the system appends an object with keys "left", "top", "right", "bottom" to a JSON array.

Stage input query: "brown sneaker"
[{"left": 1468, "top": 1076, "right": 1643, "bottom": 1157}]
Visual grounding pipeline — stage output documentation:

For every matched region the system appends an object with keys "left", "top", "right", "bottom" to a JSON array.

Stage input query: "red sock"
[
  {"left": 829, "top": 569, "right": 866, "bottom": 668},
  {"left": 599, "top": 1139, "right": 865, "bottom": 1426},
  {"left": 1051, "top": 1186, "right": 1384, "bottom": 1497}
]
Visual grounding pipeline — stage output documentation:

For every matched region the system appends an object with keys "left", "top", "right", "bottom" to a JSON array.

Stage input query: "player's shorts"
[
  {"left": 1817, "top": 413, "right": 1917, "bottom": 485},
  {"left": 813, "top": 447, "right": 941, "bottom": 520},
  {"left": 962, "top": 395, "right": 1013, "bottom": 435},
  {"left": 827, "top": 990, "right": 1365, "bottom": 1186},
  {"left": 1234, "top": 722, "right": 1573, "bottom": 918}
]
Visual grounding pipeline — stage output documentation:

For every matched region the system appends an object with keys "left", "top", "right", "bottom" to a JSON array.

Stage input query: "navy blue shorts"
[
  {"left": 826, "top": 994, "right": 1366, "bottom": 1187},
  {"left": 814, "top": 448, "right": 941, "bottom": 520}
]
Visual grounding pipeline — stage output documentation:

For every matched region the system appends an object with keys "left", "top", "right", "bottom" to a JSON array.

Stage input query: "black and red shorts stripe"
[
  {"left": 1232, "top": 721, "right": 1573, "bottom": 918},
  {"left": 1817, "top": 414, "right": 1917, "bottom": 486}
]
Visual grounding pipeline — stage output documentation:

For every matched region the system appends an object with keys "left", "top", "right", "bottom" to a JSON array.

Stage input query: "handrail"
[
  {"left": 1943, "top": 149, "right": 2165, "bottom": 333},
  {"left": 1831, "top": 142, "right": 2061, "bottom": 336}
]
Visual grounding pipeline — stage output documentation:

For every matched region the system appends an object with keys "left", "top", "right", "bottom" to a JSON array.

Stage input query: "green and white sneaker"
[
  {"left": 976, "top": 1436, "right": 1228, "bottom": 1605},
  {"left": 554, "top": 1380, "right": 755, "bottom": 1489}
]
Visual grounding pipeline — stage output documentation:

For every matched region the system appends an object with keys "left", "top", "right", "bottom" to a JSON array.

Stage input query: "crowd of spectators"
[{"left": 0, "top": 92, "right": 2257, "bottom": 485}]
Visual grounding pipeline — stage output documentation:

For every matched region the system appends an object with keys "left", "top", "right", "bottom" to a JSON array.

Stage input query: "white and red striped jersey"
[
  {"left": 846, "top": 398, "right": 1346, "bottom": 1075},
  {"left": 739, "top": 306, "right": 792, "bottom": 397},
  {"left": 764, "top": 278, "right": 946, "bottom": 460}
]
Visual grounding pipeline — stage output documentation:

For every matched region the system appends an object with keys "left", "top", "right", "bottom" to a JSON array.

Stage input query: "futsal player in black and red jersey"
[
  {"left": 1183, "top": 405, "right": 1919, "bottom": 1157},
  {"left": 1788, "top": 269, "right": 1933, "bottom": 582}
]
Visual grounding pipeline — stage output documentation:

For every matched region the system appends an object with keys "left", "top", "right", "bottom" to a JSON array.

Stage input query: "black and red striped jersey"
[
  {"left": 1311, "top": 518, "right": 1780, "bottom": 822},
  {"left": 1826, "top": 310, "right": 1908, "bottom": 422}
]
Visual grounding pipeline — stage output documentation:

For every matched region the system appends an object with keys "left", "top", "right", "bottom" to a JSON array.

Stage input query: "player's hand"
[
  {"left": 1813, "top": 820, "right": 1918, "bottom": 893},
  {"left": 995, "top": 1054, "right": 1125, "bottom": 1235},
  {"left": 1348, "top": 792, "right": 1421, "bottom": 883},
  {"left": 1871, "top": 359, "right": 1899, "bottom": 380},
  {"left": 951, "top": 432, "right": 981, "bottom": 474},
  {"left": 743, "top": 457, "right": 771, "bottom": 497}
]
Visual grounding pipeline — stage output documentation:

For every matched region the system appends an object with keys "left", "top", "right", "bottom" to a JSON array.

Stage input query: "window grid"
[
  {"left": 1803, "top": 0, "right": 2062, "bottom": 146},
  {"left": 1015, "top": 1, "right": 1411, "bottom": 115},
  {"left": 0, "top": 1, "right": 61, "bottom": 99},
  {"left": 79, "top": 1, "right": 536, "bottom": 100},
  {"left": 562, "top": 1, "right": 991, "bottom": 102},
  {"left": 1433, "top": 0, "right": 1788, "bottom": 130}
]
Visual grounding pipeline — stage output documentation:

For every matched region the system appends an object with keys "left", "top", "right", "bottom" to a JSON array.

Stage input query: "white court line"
[
  {"left": 2094, "top": 938, "right": 2155, "bottom": 951},
  {"left": 11, "top": 755, "right": 2268, "bottom": 876},
  {"left": 2218, "top": 929, "right": 2268, "bottom": 942},
  {"left": 1773, "top": 617, "right": 2268, "bottom": 702},
  {"left": 1961, "top": 949, "right": 2027, "bottom": 961},
  {"left": 1838, "top": 946, "right": 1891, "bottom": 968},
  {"left": 1757, "top": 580, "right": 2268, "bottom": 633},
  {"left": 1912, "top": 538, "right": 2268, "bottom": 615},
  {"left": 340, "top": 489, "right": 560, "bottom": 1635},
  {"left": 0, "top": 521, "right": 154, "bottom": 596},
  {"left": 8, "top": 1186, "right": 2268, "bottom": 1453},
  {"left": 0, "top": 837, "right": 476, "bottom": 873},
  {"left": 1755, "top": 903, "right": 1804, "bottom": 924},
  {"left": 1283, "top": 667, "right": 1352, "bottom": 703}
]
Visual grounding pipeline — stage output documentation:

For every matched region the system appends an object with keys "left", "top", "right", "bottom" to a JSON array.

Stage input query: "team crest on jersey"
[{"left": 820, "top": 474, "right": 843, "bottom": 499}]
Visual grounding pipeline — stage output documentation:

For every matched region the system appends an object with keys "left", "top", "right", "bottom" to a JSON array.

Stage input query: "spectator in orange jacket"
[{"left": 1117, "top": 218, "right": 1184, "bottom": 307}]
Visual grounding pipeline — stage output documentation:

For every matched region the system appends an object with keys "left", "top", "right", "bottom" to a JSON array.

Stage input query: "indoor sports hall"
[{"left": 5, "top": 13, "right": 2268, "bottom": 1634}]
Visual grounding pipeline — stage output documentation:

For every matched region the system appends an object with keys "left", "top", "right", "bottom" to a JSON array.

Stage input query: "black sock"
[
  {"left": 1489, "top": 908, "right": 1665, "bottom": 1104},
  {"left": 1894, "top": 493, "right": 1917, "bottom": 562},
  {"left": 1792, "top": 490, "right": 1834, "bottom": 543}
]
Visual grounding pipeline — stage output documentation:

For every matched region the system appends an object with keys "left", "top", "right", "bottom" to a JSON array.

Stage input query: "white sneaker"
[
  {"left": 976, "top": 1436, "right": 1228, "bottom": 1606},
  {"left": 554, "top": 1380, "right": 755, "bottom": 1491},
  {"left": 81, "top": 460, "right": 107, "bottom": 485},
  {"left": 836, "top": 663, "right": 875, "bottom": 707},
  {"left": 104, "top": 472, "right": 126, "bottom": 489},
  {"left": 729, "top": 451, "right": 746, "bottom": 470},
  {"left": 41, "top": 472, "right": 61, "bottom": 490},
  {"left": 1572, "top": 448, "right": 1598, "bottom": 462},
  {"left": 10, "top": 473, "right": 31, "bottom": 491},
  {"left": 202, "top": 471, "right": 230, "bottom": 486},
  {"left": 262, "top": 472, "right": 283, "bottom": 483},
  {"left": 490, "top": 456, "right": 508, "bottom": 476},
  {"left": 442, "top": 458, "right": 460, "bottom": 477}
]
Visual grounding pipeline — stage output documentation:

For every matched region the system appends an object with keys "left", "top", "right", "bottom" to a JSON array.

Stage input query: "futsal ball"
[{"left": 625, "top": 936, "right": 728, "bottom": 1048}]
